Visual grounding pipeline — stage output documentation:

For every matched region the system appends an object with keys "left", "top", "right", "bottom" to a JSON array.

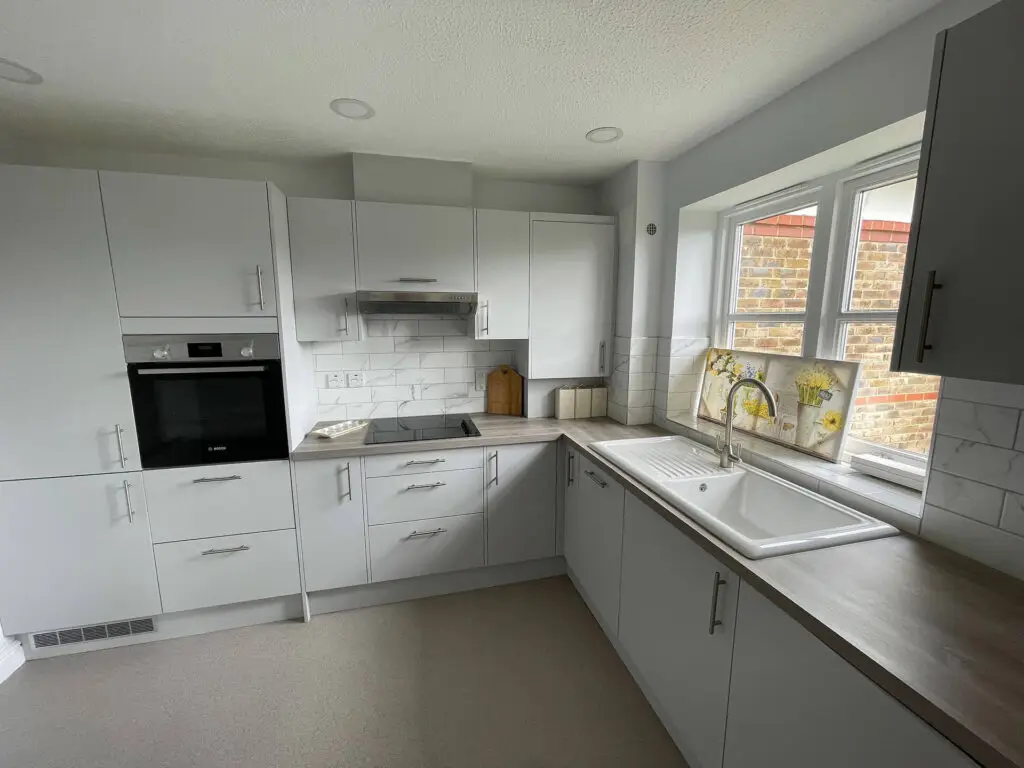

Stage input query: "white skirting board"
[
  {"left": 19, "top": 558, "right": 566, "bottom": 660},
  {"left": 0, "top": 638, "right": 25, "bottom": 684}
]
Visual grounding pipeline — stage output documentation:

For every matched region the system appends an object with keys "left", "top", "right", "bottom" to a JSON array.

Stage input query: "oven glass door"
[{"left": 128, "top": 362, "right": 288, "bottom": 468}]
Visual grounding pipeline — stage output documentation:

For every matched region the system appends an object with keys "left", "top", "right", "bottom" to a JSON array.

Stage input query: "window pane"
[
  {"left": 730, "top": 322, "right": 804, "bottom": 356},
  {"left": 734, "top": 206, "right": 816, "bottom": 314},
  {"left": 842, "top": 321, "right": 939, "bottom": 454},
  {"left": 847, "top": 178, "right": 917, "bottom": 311}
]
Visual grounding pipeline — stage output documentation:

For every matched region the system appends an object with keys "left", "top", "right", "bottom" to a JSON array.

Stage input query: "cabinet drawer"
[
  {"left": 364, "top": 447, "right": 483, "bottom": 478},
  {"left": 368, "top": 514, "right": 484, "bottom": 582},
  {"left": 144, "top": 461, "right": 294, "bottom": 543},
  {"left": 366, "top": 468, "right": 483, "bottom": 525},
  {"left": 154, "top": 530, "right": 300, "bottom": 613}
]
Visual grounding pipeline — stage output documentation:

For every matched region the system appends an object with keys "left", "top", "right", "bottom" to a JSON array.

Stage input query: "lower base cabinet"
[
  {"left": 0, "top": 473, "right": 162, "bottom": 634},
  {"left": 485, "top": 442, "right": 556, "bottom": 565},
  {"left": 723, "top": 583, "right": 978, "bottom": 768},
  {"left": 368, "top": 513, "right": 485, "bottom": 582},
  {"left": 618, "top": 494, "right": 737, "bottom": 768}
]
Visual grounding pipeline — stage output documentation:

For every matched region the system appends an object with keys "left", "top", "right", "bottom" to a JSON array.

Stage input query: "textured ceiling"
[{"left": 0, "top": 0, "right": 943, "bottom": 181}]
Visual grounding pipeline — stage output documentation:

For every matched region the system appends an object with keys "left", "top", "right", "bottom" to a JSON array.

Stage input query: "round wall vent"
[{"left": 646, "top": 223, "right": 657, "bottom": 236}]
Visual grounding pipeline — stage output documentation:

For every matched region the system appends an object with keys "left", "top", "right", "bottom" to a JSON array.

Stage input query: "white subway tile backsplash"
[
  {"left": 941, "top": 377, "right": 1024, "bottom": 409},
  {"left": 341, "top": 338, "right": 395, "bottom": 354},
  {"left": 626, "top": 405, "right": 654, "bottom": 425},
  {"left": 371, "top": 385, "right": 419, "bottom": 402},
  {"left": 444, "top": 397, "right": 485, "bottom": 414},
  {"left": 626, "top": 389, "right": 655, "bottom": 408},
  {"left": 418, "top": 320, "right": 467, "bottom": 337},
  {"left": 397, "top": 400, "right": 445, "bottom": 417},
  {"left": 658, "top": 337, "right": 709, "bottom": 357},
  {"left": 317, "top": 404, "right": 347, "bottom": 420},
  {"left": 393, "top": 337, "right": 443, "bottom": 353},
  {"left": 443, "top": 367, "right": 476, "bottom": 383},
  {"left": 442, "top": 336, "right": 490, "bottom": 352},
  {"left": 396, "top": 369, "right": 445, "bottom": 385},
  {"left": 315, "top": 354, "right": 369, "bottom": 371},
  {"left": 613, "top": 337, "right": 630, "bottom": 355},
  {"left": 357, "top": 370, "right": 398, "bottom": 387},
  {"left": 935, "top": 399, "right": 1019, "bottom": 448},
  {"left": 666, "top": 392, "right": 694, "bottom": 412},
  {"left": 608, "top": 401, "right": 627, "bottom": 424},
  {"left": 630, "top": 337, "right": 659, "bottom": 356},
  {"left": 1000, "top": 493, "right": 1024, "bottom": 537},
  {"left": 921, "top": 505, "right": 1024, "bottom": 582},
  {"left": 317, "top": 387, "right": 373, "bottom": 405},
  {"left": 613, "top": 354, "right": 630, "bottom": 373},
  {"left": 668, "top": 374, "right": 702, "bottom": 394},
  {"left": 366, "top": 320, "right": 419, "bottom": 337},
  {"left": 627, "top": 356, "right": 655, "bottom": 374},
  {"left": 924, "top": 471, "right": 1004, "bottom": 526},
  {"left": 468, "top": 350, "right": 512, "bottom": 367},
  {"left": 369, "top": 353, "right": 421, "bottom": 370},
  {"left": 657, "top": 356, "right": 691, "bottom": 375},
  {"left": 628, "top": 372, "right": 655, "bottom": 391},
  {"left": 930, "top": 436, "right": 1024, "bottom": 494},
  {"left": 421, "top": 352, "right": 468, "bottom": 368},
  {"left": 348, "top": 402, "right": 398, "bottom": 419},
  {"left": 421, "top": 383, "right": 472, "bottom": 400},
  {"left": 486, "top": 339, "right": 521, "bottom": 351}
]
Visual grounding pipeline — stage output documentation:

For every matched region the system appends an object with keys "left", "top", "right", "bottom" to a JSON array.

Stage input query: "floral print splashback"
[{"left": 698, "top": 348, "right": 860, "bottom": 462}]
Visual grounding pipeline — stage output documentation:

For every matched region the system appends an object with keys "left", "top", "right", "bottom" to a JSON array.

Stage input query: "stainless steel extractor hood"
[{"left": 356, "top": 291, "right": 478, "bottom": 316}]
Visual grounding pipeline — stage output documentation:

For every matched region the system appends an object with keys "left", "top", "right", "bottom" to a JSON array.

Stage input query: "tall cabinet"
[
  {"left": 892, "top": 0, "right": 1024, "bottom": 383},
  {"left": 0, "top": 165, "right": 140, "bottom": 480}
]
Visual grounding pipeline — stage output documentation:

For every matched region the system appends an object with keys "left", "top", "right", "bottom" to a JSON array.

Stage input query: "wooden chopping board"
[{"left": 486, "top": 365, "right": 523, "bottom": 416}]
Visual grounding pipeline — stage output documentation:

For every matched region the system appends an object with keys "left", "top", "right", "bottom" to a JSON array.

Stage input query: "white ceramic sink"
[{"left": 592, "top": 436, "right": 897, "bottom": 559}]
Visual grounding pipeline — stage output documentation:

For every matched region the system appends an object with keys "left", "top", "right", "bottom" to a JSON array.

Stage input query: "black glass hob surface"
[{"left": 363, "top": 414, "right": 481, "bottom": 444}]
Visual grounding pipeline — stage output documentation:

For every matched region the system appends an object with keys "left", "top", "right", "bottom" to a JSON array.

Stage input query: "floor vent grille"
[{"left": 33, "top": 618, "right": 156, "bottom": 649}]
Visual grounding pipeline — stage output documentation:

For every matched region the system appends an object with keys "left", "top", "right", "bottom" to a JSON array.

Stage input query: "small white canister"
[
  {"left": 575, "top": 387, "right": 593, "bottom": 419},
  {"left": 590, "top": 387, "right": 608, "bottom": 417},
  {"left": 554, "top": 387, "right": 576, "bottom": 420}
]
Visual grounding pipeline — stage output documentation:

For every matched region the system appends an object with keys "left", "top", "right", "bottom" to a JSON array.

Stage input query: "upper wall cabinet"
[
  {"left": 355, "top": 202, "right": 474, "bottom": 292},
  {"left": 475, "top": 209, "right": 530, "bottom": 340},
  {"left": 0, "top": 165, "right": 141, "bottom": 480},
  {"left": 892, "top": 0, "right": 1024, "bottom": 383},
  {"left": 100, "top": 172, "right": 277, "bottom": 318},
  {"left": 288, "top": 197, "right": 360, "bottom": 342},
  {"left": 529, "top": 216, "right": 616, "bottom": 379}
]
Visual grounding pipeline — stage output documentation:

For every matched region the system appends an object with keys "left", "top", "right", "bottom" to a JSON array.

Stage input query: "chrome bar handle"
[
  {"left": 405, "top": 459, "right": 446, "bottom": 466},
  {"left": 914, "top": 270, "right": 943, "bottom": 363},
  {"left": 708, "top": 571, "right": 727, "bottom": 635},
  {"left": 202, "top": 545, "right": 251, "bottom": 555},
  {"left": 192, "top": 475, "right": 243, "bottom": 484},
  {"left": 114, "top": 424, "right": 128, "bottom": 469},
  {"left": 341, "top": 296, "right": 350, "bottom": 335},
  {"left": 599, "top": 341, "right": 606, "bottom": 374},
  {"left": 257, "top": 264, "right": 266, "bottom": 311},
  {"left": 489, "top": 451, "right": 499, "bottom": 486},
  {"left": 481, "top": 301, "right": 489, "bottom": 335},
  {"left": 123, "top": 480, "right": 135, "bottom": 523},
  {"left": 406, "top": 528, "right": 446, "bottom": 539},
  {"left": 406, "top": 482, "right": 446, "bottom": 491},
  {"left": 340, "top": 462, "right": 353, "bottom": 502},
  {"left": 567, "top": 451, "right": 575, "bottom": 486},
  {"left": 398, "top": 277, "right": 438, "bottom": 283},
  {"left": 584, "top": 470, "right": 607, "bottom": 489}
]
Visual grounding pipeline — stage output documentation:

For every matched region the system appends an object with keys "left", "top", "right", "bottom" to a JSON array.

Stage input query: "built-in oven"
[{"left": 124, "top": 334, "right": 289, "bottom": 469}]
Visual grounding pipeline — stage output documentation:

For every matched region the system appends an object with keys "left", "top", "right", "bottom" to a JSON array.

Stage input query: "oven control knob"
[
  {"left": 152, "top": 346, "right": 170, "bottom": 360},
  {"left": 240, "top": 346, "right": 254, "bottom": 359}
]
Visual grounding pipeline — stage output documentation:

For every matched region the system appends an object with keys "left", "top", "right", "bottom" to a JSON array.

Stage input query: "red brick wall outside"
[{"left": 732, "top": 214, "right": 939, "bottom": 454}]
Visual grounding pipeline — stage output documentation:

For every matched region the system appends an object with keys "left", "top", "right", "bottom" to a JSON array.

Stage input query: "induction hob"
[{"left": 363, "top": 414, "right": 482, "bottom": 444}]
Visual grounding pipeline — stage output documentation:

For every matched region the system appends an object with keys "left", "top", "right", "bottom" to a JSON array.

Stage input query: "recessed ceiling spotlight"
[
  {"left": 330, "top": 98, "right": 375, "bottom": 120},
  {"left": 0, "top": 57, "right": 43, "bottom": 85},
  {"left": 586, "top": 126, "right": 623, "bottom": 144}
]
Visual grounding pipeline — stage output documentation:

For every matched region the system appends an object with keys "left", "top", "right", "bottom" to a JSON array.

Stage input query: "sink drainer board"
[{"left": 591, "top": 436, "right": 897, "bottom": 560}]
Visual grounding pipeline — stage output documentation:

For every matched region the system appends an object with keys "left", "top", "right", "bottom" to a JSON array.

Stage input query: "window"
[{"left": 714, "top": 148, "right": 938, "bottom": 458}]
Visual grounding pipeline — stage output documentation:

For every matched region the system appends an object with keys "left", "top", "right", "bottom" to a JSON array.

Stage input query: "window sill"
[{"left": 656, "top": 411, "right": 924, "bottom": 535}]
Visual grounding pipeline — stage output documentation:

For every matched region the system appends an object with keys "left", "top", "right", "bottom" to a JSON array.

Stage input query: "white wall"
[
  {"left": 352, "top": 153, "right": 473, "bottom": 206},
  {"left": 474, "top": 178, "right": 600, "bottom": 214}
]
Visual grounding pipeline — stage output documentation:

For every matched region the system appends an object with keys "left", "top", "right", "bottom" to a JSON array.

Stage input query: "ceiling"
[{"left": 0, "top": 0, "right": 944, "bottom": 182}]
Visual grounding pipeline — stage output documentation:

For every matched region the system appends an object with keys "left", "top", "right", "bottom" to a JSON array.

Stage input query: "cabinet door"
[
  {"left": 564, "top": 453, "right": 625, "bottom": 634},
  {"left": 355, "top": 202, "right": 474, "bottom": 291},
  {"left": 294, "top": 459, "right": 368, "bottom": 592},
  {"left": 485, "top": 443, "right": 556, "bottom": 565},
  {"left": 100, "top": 172, "right": 276, "bottom": 317},
  {"left": 893, "top": 1, "right": 1024, "bottom": 382},
  {"left": 0, "top": 165, "right": 141, "bottom": 480},
  {"left": 619, "top": 494, "right": 737, "bottom": 768},
  {"left": 0, "top": 473, "right": 161, "bottom": 634},
  {"left": 288, "top": 197, "right": 360, "bottom": 342},
  {"left": 476, "top": 209, "right": 530, "bottom": 339},
  {"left": 530, "top": 221, "right": 615, "bottom": 378},
  {"left": 724, "top": 582, "right": 978, "bottom": 768}
]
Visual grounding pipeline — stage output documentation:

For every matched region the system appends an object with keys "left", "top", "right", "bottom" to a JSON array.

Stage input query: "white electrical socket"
[
  {"left": 327, "top": 373, "right": 345, "bottom": 389},
  {"left": 347, "top": 372, "right": 364, "bottom": 388},
  {"left": 475, "top": 371, "right": 487, "bottom": 392}
]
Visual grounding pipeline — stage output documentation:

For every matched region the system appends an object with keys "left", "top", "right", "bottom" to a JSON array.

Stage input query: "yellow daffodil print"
[{"left": 821, "top": 411, "right": 843, "bottom": 432}]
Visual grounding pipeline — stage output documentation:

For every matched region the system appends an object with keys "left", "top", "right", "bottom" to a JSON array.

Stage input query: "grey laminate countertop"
[{"left": 293, "top": 415, "right": 1024, "bottom": 768}]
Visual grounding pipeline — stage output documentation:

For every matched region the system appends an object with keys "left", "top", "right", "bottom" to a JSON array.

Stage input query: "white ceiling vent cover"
[{"left": 33, "top": 617, "right": 155, "bottom": 649}]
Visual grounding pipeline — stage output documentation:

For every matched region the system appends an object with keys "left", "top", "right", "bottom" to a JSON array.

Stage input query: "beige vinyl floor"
[{"left": 0, "top": 576, "right": 687, "bottom": 768}]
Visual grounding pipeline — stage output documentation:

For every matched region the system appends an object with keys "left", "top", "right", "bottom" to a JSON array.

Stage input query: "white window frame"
[{"left": 713, "top": 145, "right": 928, "bottom": 462}]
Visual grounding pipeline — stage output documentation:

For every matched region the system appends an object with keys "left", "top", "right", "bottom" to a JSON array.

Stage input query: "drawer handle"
[
  {"left": 584, "top": 470, "right": 607, "bottom": 489},
  {"left": 405, "top": 459, "right": 446, "bottom": 466},
  {"left": 192, "top": 475, "right": 243, "bottom": 484},
  {"left": 406, "top": 528, "right": 447, "bottom": 539},
  {"left": 709, "top": 571, "right": 728, "bottom": 635},
  {"left": 406, "top": 482, "right": 446, "bottom": 491},
  {"left": 398, "top": 278, "right": 439, "bottom": 283},
  {"left": 201, "top": 545, "right": 251, "bottom": 556}
]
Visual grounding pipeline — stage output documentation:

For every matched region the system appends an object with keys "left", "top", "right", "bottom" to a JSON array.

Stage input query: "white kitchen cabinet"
[
  {"left": 618, "top": 493, "right": 737, "bottom": 768},
  {"left": 288, "top": 197, "right": 361, "bottom": 342},
  {"left": 529, "top": 218, "right": 616, "bottom": 379},
  {"left": 485, "top": 442, "right": 557, "bottom": 565},
  {"left": 99, "top": 171, "right": 277, "bottom": 318},
  {"left": 366, "top": 468, "right": 484, "bottom": 526},
  {"left": 892, "top": 0, "right": 1024, "bottom": 384},
  {"left": 0, "top": 165, "right": 141, "bottom": 481},
  {"left": 368, "top": 513, "right": 485, "bottom": 582},
  {"left": 0, "top": 473, "right": 161, "bottom": 634},
  {"left": 475, "top": 209, "right": 530, "bottom": 339},
  {"left": 355, "top": 202, "right": 474, "bottom": 292},
  {"left": 724, "top": 582, "right": 978, "bottom": 768},
  {"left": 294, "top": 459, "right": 368, "bottom": 592},
  {"left": 564, "top": 451, "right": 625, "bottom": 635}
]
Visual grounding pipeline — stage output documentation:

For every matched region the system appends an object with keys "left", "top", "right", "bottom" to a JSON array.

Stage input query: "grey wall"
[
  {"left": 475, "top": 177, "right": 600, "bottom": 214},
  {"left": 352, "top": 153, "right": 474, "bottom": 206}
]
